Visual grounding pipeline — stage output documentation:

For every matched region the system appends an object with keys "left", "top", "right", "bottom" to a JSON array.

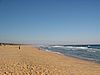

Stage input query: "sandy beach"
[{"left": 0, "top": 45, "right": 100, "bottom": 75}]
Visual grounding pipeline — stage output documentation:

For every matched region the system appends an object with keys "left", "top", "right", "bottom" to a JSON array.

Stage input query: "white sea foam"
[
  {"left": 87, "top": 48, "right": 100, "bottom": 52},
  {"left": 87, "top": 49, "right": 96, "bottom": 52},
  {"left": 43, "top": 48, "right": 63, "bottom": 55},
  {"left": 73, "top": 47, "right": 88, "bottom": 49},
  {"left": 51, "top": 46, "right": 88, "bottom": 50},
  {"left": 52, "top": 51, "right": 63, "bottom": 55},
  {"left": 52, "top": 46, "right": 64, "bottom": 48}
]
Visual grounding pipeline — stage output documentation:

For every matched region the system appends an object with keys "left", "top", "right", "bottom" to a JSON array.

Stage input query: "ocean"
[{"left": 40, "top": 44, "right": 100, "bottom": 62}]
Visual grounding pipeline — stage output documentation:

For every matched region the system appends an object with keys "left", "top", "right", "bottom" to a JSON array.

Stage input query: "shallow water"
[{"left": 40, "top": 45, "right": 100, "bottom": 62}]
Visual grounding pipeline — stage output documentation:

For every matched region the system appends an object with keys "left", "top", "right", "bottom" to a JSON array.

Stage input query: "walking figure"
[{"left": 19, "top": 46, "right": 20, "bottom": 50}]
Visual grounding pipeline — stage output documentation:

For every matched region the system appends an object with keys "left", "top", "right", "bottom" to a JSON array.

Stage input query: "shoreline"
[
  {"left": 0, "top": 45, "right": 100, "bottom": 75},
  {"left": 38, "top": 46, "right": 100, "bottom": 64}
]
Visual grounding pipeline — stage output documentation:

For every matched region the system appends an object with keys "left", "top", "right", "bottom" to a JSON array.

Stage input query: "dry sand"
[{"left": 0, "top": 45, "right": 100, "bottom": 75}]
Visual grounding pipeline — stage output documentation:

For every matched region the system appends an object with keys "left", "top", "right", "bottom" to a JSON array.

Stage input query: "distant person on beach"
[{"left": 19, "top": 46, "right": 20, "bottom": 50}]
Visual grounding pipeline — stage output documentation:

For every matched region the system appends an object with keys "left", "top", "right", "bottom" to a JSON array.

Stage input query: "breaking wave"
[{"left": 40, "top": 45, "right": 100, "bottom": 62}]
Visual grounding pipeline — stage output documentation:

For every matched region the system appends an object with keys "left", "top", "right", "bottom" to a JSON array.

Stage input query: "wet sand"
[{"left": 0, "top": 45, "right": 100, "bottom": 75}]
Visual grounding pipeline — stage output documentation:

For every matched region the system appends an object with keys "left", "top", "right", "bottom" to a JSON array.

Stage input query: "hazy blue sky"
[{"left": 0, "top": 0, "right": 100, "bottom": 44}]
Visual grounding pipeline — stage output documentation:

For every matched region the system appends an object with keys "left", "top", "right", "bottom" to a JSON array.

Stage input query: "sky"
[{"left": 0, "top": 0, "right": 100, "bottom": 44}]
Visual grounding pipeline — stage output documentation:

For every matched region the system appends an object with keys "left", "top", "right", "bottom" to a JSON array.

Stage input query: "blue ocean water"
[{"left": 40, "top": 44, "right": 100, "bottom": 62}]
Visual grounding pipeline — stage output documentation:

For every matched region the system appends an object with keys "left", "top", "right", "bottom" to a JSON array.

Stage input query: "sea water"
[{"left": 40, "top": 44, "right": 100, "bottom": 62}]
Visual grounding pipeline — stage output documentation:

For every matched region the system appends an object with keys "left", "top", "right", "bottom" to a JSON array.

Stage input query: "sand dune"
[{"left": 0, "top": 45, "right": 100, "bottom": 75}]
